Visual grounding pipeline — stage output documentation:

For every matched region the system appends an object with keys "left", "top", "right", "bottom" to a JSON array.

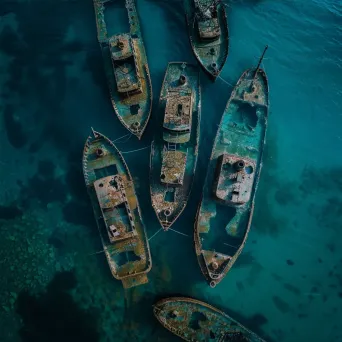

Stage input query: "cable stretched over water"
[
  {"left": 113, "top": 133, "right": 131, "bottom": 142},
  {"left": 121, "top": 145, "right": 150, "bottom": 154},
  {"left": 169, "top": 228, "right": 189, "bottom": 237},
  {"left": 148, "top": 227, "right": 162, "bottom": 241},
  {"left": 217, "top": 75, "right": 234, "bottom": 87}
]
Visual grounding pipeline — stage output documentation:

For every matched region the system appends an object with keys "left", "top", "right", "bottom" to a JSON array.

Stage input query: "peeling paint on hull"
[{"left": 194, "top": 68, "right": 269, "bottom": 287}]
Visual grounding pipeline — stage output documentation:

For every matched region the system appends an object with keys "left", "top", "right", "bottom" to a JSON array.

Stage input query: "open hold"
[
  {"left": 164, "top": 189, "right": 175, "bottom": 202},
  {"left": 231, "top": 101, "right": 258, "bottom": 129},
  {"left": 189, "top": 311, "right": 207, "bottom": 330},
  {"left": 113, "top": 250, "right": 140, "bottom": 267},
  {"left": 94, "top": 164, "right": 118, "bottom": 179},
  {"left": 179, "top": 74, "right": 186, "bottom": 85},
  {"left": 130, "top": 104, "right": 140, "bottom": 115},
  {"left": 177, "top": 103, "right": 183, "bottom": 116},
  {"left": 4, "top": 105, "right": 28, "bottom": 148}
]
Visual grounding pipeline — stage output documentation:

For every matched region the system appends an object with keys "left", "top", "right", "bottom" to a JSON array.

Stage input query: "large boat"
[
  {"left": 150, "top": 62, "right": 201, "bottom": 230},
  {"left": 194, "top": 46, "right": 269, "bottom": 287},
  {"left": 154, "top": 297, "right": 266, "bottom": 341},
  {"left": 184, "top": 0, "right": 229, "bottom": 80},
  {"left": 93, "top": 0, "right": 152, "bottom": 139},
  {"left": 83, "top": 129, "right": 152, "bottom": 288}
]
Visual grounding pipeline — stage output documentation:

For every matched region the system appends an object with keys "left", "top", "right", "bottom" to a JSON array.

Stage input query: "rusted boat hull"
[
  {"left": 93, "top": 0, "right": 152, "bottom": 139},
  {"left": 184, "top": 0, "right": 229, "bottom": 80},
  {"left": 83, "top": 129, "right": 152, "bottom": 288},
  {"left": 154, "top": 297, "right": 266, "bottom": 341},
  {"left": 194, "top": 68, "right": 269, "bottom": 287},
  {"left": 150, "top": 62, "right": 201, "bottom": 230}
]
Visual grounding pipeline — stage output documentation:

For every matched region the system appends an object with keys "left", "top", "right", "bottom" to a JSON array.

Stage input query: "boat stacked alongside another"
[
  {"left": 185, "top": 0, "right": 229, "bottom": 80},
  {"left": 154, "top": 297, "right": 266, "bottom": 341},
  {"left": 83, "top": 129, "right": 152, "bottom": 288},
  {"left": 150, "top": 62, "right": 201, "bottom": 230},
  {"left": 93, "top": 0, "right": 152, "bottom": 139}
]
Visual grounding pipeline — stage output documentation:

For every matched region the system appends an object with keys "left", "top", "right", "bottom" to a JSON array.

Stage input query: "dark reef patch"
[
  {"left": 16, "top": 270, "right": 99, "bottom": 342},
  {"left": 274, "top": 181, "right": 297, "bottom": 206},
  {"left": 62, "top": 200, "right": 94, "bottom": 229},
  {"left": 283, "top": 283, "right": 301, "bottom": 296},
  {"left": 18, "top": 161, "right": 67, "bottom": 207},
  {"left": 272, "top": 296, "right": 290, "bottom": 314},
  {"left": 4, "top": 105, "right": 28, "bottom": 148},
  {"left": 0, "top": 204, "right": 23, "bottom": 220},
  {"left": 234, "top": 251, "right": 255, "bottom": 268},
  {"left": 286, "top": 259, "right": 294, "bottom": 266}
]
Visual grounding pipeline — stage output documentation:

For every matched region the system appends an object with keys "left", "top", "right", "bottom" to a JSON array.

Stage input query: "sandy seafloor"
[{"left": 0, "top": 0, "right": 342, "bottom": 341}]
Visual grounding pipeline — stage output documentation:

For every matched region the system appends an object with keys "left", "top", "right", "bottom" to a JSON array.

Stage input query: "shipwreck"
[
  {"left": 83, "top": 129, "right": 152, "bottom": 288},
  {"left": 184, "top": 0, "right": 229, "bottom": 80},
  {"left": 150, "top": 62, "right": 201, "bottom": 230},
  {"left": 154, "top": 297, "right": 266, "bottom": 341},
  {"left": 194, "top": 46, "right": 269, "bottom": 287},
  {"left": 93, "top": 0, "right": 152, "bottom": 139}
]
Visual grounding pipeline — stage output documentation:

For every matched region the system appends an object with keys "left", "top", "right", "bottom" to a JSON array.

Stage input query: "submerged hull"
[
  {"left": 93, "top": 0, "right": 152, "bottom": 139},
  {"left": 194, "top": 68, "right": 269, "bottom": 287},
  {"left": 150, "top": 62, "right": 201, "bottom": 230},
  {"left": 184, "top": 0, "right": 229, "bottom": 80},
  {"left": 154, "top": 297, "right": 266, "bottom": 342},
  {"left": 83, "top": 129, "right": 152, "bottom": 288}
]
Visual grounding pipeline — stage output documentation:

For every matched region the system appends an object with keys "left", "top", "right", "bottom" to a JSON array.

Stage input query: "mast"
[{"left": 253, "top": 45, "right": 268, "bottom": 79}]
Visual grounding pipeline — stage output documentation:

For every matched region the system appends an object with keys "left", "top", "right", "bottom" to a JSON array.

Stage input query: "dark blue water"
[{"left": 0, "top": 0, "right": 341, "bottom": 341}]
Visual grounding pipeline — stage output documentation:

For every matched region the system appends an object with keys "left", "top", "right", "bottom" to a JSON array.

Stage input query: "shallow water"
[{"left": 0, "top": 0, "right": 342, "bottom": 341}]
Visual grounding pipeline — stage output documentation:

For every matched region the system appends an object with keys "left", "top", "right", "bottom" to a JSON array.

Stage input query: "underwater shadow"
[{"left": 16, "top": 270, "right": 100, "bottom": 342}]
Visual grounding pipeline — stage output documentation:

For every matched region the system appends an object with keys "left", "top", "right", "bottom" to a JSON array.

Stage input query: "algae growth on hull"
[{"left": 0, "top": 0, "right": 342, "bottom": 341}]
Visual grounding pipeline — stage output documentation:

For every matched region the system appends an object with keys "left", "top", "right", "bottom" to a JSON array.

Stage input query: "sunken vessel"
[
  {"left": 93, "top": 0, "right": 152, "bottom": 139},
  {"left": 150, "top": 62, "right": 201, "bottom": 230},
  {"left": 154, "top": 297, "right": 266, "bottom": 342},
  {"left": 184, "top": 0, "right": 229, "bottom": 80},
  {"left": 83, "top": 129, "right": 152, "bottom": 288},
  {"left": 194, "top": 46, "right": 269, "bottom": 287}
]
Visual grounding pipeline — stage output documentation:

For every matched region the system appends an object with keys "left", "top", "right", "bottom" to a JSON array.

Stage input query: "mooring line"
[
  {"left": 88, "top": 250, "right": 105, "bottom": 256},
  {"left": 218, "top": 75, "right": 234, "bottom": 87},
  {"left": 121, "top": 145, "right": 150, "bottom": 154},
  {"left": 223, "top": 242, "right": 238, "bottom": 249},
  {"left": 169, "top": 228, "right": 189, "bottom": 237},
  {"left": 148, "top": 227, "right": 162, "bottom": 241},
  {"left": 113, "top": 133, "right": 130, "bottom": 142}
]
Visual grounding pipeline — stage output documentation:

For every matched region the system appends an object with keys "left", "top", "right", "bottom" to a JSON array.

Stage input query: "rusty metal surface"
[
  {"left": 83, "top": 130, "right": 152, "bottom": 288},
  {"left": 184, "top": 0, "right": 229, "bottom": 80},
  {"left": 154, "top": 297, "right": 266, "bottom": 341},
  {"left": 93, "top": 0, "right": 152, "bottom": 139},
  {"left": 150, "top": 62, "right": 201, "bottom": 230},
  {"left": 194, "top": 68, "right": 269, "bottom": 287}
]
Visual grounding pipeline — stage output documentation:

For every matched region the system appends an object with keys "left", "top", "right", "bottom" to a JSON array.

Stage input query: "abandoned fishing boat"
[
  {"left": 194, "top": 46, "right": 269, "bottom": 287},
  {"left": 93, "top": 0, "right": 152, "bottom": 139},
  {"left": 184, "top": 0, "right": 229, "bottom": 80},
  {"left": 150, "top": 62, "right": 200, "bottom": 230},
  {"left": 154, "top": 297, "right": 266, "bottom": 342},
  {"left": 83, "top": 129, "right": 152, "bottom": 288}
]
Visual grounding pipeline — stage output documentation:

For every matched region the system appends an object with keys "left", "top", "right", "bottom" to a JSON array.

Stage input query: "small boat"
[
  {"left": 194, "top": 46, "right": 269, "bottom": 287},
  {"left": 83, "top": 129, "right": 152, "bottom": 288},
  {"left": 153, "top": 297, "right": 266, "bottom": 342},
  {"left": 93, "top": 0, "right": 152, "bottom": 139},
  {"left": 150, "top": 62, "right": 201, "bottom": 230},
  {"left": 184, "top": 0, "right": 229, "bottom": 80}
]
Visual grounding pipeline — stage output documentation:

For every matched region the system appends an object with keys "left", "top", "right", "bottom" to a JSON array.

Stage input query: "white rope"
[
  {"left": 148, "top": 227, "right": 162, "bottom": 241},
  {"left": 116, "top": 134, "right": 132, "bottom": 144},
  {"left": 218, "top": 75, "right": 234, "bottom": 87},
  {"left": 88, "top": 250, "right": 105, "bottom": 256},
  {"left": 121, "top": 145, "right": 150, "bottom": 154},
  {"left": 223, "top": 242, "right": 238, "bottom": 249},
  {"left": 169, "top": 228, "right": 189, "bottom": 237},
  {"left": 113, "top": 133, "right": 131, "bottom": 142}
]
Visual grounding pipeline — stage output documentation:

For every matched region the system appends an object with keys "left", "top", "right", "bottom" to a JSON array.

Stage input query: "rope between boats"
[
  {"left": 114, "top": 133, "right": 131, "bottom": 142},
  {"left": 169, "top": 228, "right": 189, "bottom": 237},
  {"left": 217, "top": 75, "right": 234, "bottom": 87},
  {"left": 148, "top": 227, "right": 162, "bottom": 241},
  {"left": 121, "top": 145, "right": 150, "bottom": 154},
  {"left": 88, "top": 250, "right": 105, "bottom": 256}
]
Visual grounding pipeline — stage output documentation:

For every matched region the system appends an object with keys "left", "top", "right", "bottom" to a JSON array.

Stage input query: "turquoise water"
[{"left": 0, "top": 0, "right": 341, "bottom": 341}]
